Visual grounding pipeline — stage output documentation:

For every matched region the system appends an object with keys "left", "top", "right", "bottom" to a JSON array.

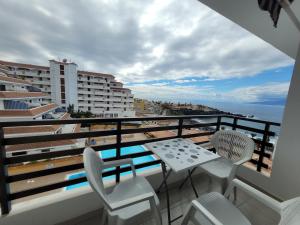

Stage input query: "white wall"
[
  {"left": 49, "top": 61, "right": 61, "bottom": 106},
  {"left": 237, "top": 43, "right": 300, "bottom": 200},
  {"left": 0, "top": 100, "right": 4, "bottom": 110},
  {"left": 64, "top": 63, "right": 78, "bottom": 111},
  {"left": 266, "top": 42, "right": 300, "bottom": 199}
]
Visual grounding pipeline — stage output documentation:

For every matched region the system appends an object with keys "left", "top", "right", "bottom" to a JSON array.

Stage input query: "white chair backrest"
[
  {"left": 211, "top": 130, "right": 255, "bottom": 163},
  {"left": 279, "top": 197, "right": 300, "bottom": 225},
  {"left": 83, "top": 147, "right": 110, "bottom": 210}
]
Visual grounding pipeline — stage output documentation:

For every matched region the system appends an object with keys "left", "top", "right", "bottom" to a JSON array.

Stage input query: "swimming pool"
[{"left": 65, "top": 145, "right": 159, "bottom": 191}]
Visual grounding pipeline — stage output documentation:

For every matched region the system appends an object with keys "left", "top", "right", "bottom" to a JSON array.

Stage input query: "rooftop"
[
  {"left": 0, "top": 60, "right": 49, "bottom": 70},
  {"left": 0, "top": 91, "right": 47, "bottom": 99},
  {"left": 0, "top": 103, "right": 57, "bottom": 118},
  {"left": 0, "top": 75, "right": 31, "bottom": 85},
  {"left": 0, "top": 60, "right": 116, "bottom": 79}
]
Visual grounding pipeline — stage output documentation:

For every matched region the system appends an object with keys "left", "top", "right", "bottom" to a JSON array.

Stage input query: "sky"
[{"left": 0, "top": 0, "right": 295, "bottom": 105}]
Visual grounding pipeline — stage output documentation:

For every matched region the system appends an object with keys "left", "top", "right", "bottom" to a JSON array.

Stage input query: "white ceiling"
[{"left": 198, "top": 0, "right": 300, "bottom": 59}]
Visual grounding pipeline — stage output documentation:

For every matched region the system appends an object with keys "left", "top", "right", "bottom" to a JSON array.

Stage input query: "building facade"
[
  {"left": 0, "top": 71, "right": 83, "bottom": 156},
  {"left": 0, "top": 59, "right": 135, "bottom": 118}
]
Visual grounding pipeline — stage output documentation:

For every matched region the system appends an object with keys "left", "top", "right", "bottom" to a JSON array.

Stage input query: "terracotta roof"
[
  {"left": 78, "top": 70, "right": 114, "bottom": 79},
  {"left": 0, "top": 64, "right": 9, "bottom": 70},
  {"left": 0, "top": 91, "right": 47, "bottom": 99},
  {"left": 60, "top": 112, "right": 71, "bottom": 120},
  {"left": 4, "top": 125, "right": 57, "bottom": 135},
  {"left": 0, "top": 75, "right": 31, "bottom": 85},
  {"left": 0, "top": 103, "right": 57, "bottom": 117},
  {"left": 182, "top": 129, "right": 211, "bottom": 143},
  {"left": 73, "top": 123, "right": 81, "bottom": 133},
  {"left": 3, "top": 113, "right": 70, "bottom": 135},
  {"left": 6, "top": 139, "right": 76, "bottom": 152},
  {"left": 5, "top": 112, "right": 78, "bottom": 152},
  {"left": 0, "top": 60, "right": 49, "bottom": 70}
]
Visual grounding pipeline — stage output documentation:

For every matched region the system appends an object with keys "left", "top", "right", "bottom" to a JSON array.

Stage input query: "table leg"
[
  {"left": 178, "top": 167, "right": 197, "bottom": 190},
  {"left": 156, "top": 169, "right": 172, "bottom": 193},
  {"left": 188, "top": 169, "right": 199, "bottom": 198},
  {"left": 161, "top": 162, "right": 171, "bottom": 225}
]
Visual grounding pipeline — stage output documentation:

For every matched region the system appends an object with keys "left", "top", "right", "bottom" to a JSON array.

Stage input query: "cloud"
[
  {"left": 128, "top": 82, "right": 290, "bottom": 103},
  {"left": 224, "top": 82, "right": 290, "bottom": 103},
  {"left": 127, "top": 83, "right": 216, "bottom": 102},
  {"left": 174, "top": 79, "right": 197, "bottom": 84},
  {"left": 0, "top": 0, "right": 294, "bottom": 84},
  {"left": 151, "top": 82, "right": 169, "bottom": 86}
]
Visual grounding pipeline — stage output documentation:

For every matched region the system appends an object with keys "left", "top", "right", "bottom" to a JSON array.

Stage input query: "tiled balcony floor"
[{"left": 59, "top": 173, "right": 280, "bottom": 225}]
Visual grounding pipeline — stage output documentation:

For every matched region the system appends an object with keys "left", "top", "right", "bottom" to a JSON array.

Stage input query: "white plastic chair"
[
  {"left": 200, "top": 130, "right": 255, "bottom": 193},
  {"left": 182, "top": 178, "right": 300, "bottom": 225},
  {"left": 83, "top": 147, "right": 162, "bottom": 225}
]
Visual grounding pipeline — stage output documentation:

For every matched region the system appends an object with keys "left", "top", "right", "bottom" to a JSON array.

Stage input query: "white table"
[{"left": 145, "top": 138, "right": 220, "bottom": 224}]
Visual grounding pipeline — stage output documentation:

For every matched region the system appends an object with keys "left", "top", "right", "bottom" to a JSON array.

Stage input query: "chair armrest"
[
  {"left": 109, "top": 192, "right": 154, "bottom": 211},
  {"left": 233, "top": 158, "right": 250, "bottom": 166},
  {"left": 224, "top": 179, "right": 281, "bottom": 213},
  {"left": 190, "top": 200, "right": 223, "bottom": 225},
  {"left": 227, "top": 157, "right": 252, "bottom": 181},
  {"left": 103, "top": 158, "right": 136, "bottom": 176}
]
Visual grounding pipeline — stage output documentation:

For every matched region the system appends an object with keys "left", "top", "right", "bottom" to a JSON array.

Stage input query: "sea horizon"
[{"left": 197, "top": 101, "right": 285, "bottom": 123}]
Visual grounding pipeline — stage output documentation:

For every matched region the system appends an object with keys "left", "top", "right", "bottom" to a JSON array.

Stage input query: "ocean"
[
  {"left": 205, "top": 102, "right": 285, "bottom": 123},
  {"left": 195, "top": 101, "right": 284, "bottom": 138}
]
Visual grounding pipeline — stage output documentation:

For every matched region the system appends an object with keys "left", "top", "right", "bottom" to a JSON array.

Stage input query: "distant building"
[
  {"left": 134, "top": 98, "right": 147, "bottom": 113},
  {"left": 0, "top": 59, "right": 135, "bottom": 118},
  {"left": 0, "top": 71, "right": 82, "bottom": 156},
  {"left": 0, "top": 71, "right": 58, "bottom": 121}
]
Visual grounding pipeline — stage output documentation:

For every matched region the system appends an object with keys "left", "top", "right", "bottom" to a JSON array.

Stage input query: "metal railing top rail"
[
  {"left": 224, "top": 115, "right": 281, "bottom": 126},
  {"left": 0, "top": 114, "right": 223, "bottom": 127},
  {"left": 0, "top": 114, "right": 281, "bottom": 127}
]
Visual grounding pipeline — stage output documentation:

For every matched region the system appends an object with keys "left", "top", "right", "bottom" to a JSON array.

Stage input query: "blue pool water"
[{"left": 65, "top": 145, "right": 159, "bottom": 190}]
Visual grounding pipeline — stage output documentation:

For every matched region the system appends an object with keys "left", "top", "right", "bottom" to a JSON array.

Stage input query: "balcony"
[{"left": 0, "top": 114, "right": 281, "bottom": 225}]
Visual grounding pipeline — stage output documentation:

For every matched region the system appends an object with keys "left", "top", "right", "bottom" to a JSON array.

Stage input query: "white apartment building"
[
  {"left": 0, "top": 71, "right": 58, "bottom": 121},
  {"left": 0, "top": 71, "right": 83, "bottom": 156},
  {"left": 0, "top": 59, "right": 135, "bottom": 118}
]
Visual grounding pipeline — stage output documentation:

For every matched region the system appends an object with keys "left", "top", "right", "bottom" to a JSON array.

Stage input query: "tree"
[{"left": 67, "top": 104, "right": 74, "bottom": 114}]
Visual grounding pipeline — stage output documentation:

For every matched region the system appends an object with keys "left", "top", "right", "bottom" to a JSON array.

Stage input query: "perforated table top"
[{"left": 145, "top": 138, "right": 220, "bottom": 173}]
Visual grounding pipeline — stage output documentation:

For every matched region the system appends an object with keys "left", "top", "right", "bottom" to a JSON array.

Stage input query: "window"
[
  {"left": 12, "top": 151, "right": 27, "bottom": 156},
  {"left": 41, "top": 149, "right": 50, "bottom": 153},
  {"left": 60, "top": 65, "right": 64, "bottom": 70}
]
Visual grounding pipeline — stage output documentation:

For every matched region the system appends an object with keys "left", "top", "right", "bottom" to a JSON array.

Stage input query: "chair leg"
[
  {"left": 221, "top": 179, "right": 228, "bottom": 194},
  {"left": 233, "top": 186, "right": 237, "bottom": 203},
  {"left": 100, "top": 209, "right": 107, "bottom": 225},
  {"left": 154, "top": 206, "right": 162, "bottom": 225},
  {"left": 182, "top": 203, "right": 196, "bottom": 225},
  {"left": 208, "top": 175, "right": 213, "bottom": 192},
  {"left": 150, "top": 198, "right": 162, "bottom": 225}
]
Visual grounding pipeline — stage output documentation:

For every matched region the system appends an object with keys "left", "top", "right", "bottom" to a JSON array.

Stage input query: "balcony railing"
[{"left": 0, "top": 115, "right": 280, "bottom": 215}]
